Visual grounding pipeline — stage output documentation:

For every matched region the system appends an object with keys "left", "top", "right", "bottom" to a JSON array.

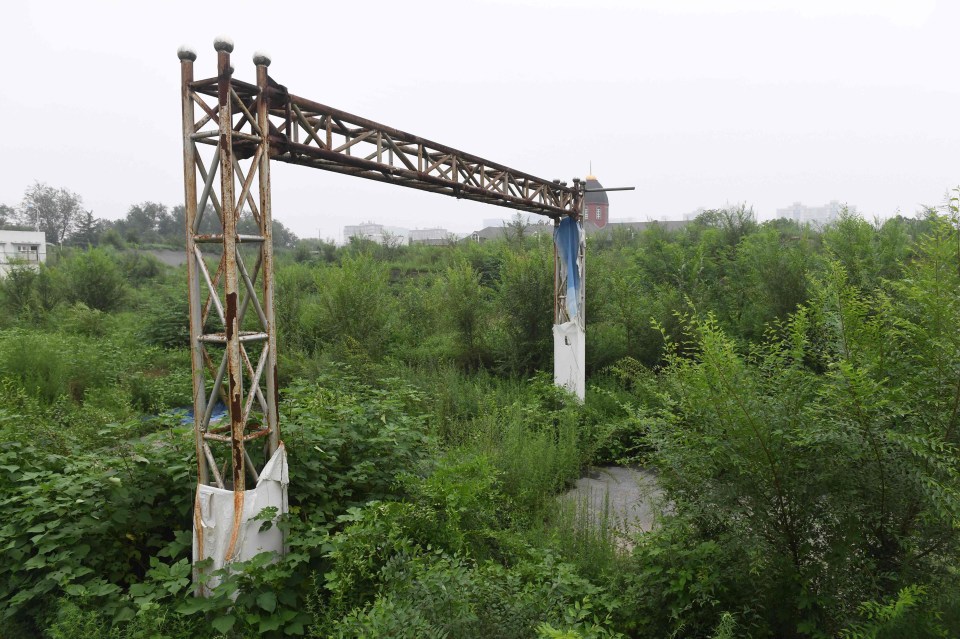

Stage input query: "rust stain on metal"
[
  {"left": 272, "top": 365, "right": 280, "bottom": 413},
  {"left": 224, "top": 489, "right": 245, "bottom": 562},
  {"left": 193, "top": 488, "right": 204, "bottom": 561},
  {"left": 224, "top": 292, "right": 237, "bottom": 340}
]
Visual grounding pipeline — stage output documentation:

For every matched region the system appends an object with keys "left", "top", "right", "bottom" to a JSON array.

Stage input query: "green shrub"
[
  {"left": 613, "top": 517, "right": 764, "bottom": 637},
  {"left": 0, "top": 330, "right": 122, "bottom": 404},
  {"left": 0, "top": 263, "right": 62, "bottom": 322},
  {"left": 318, "top": 548, "right": 622, "bottom": 639},
  {"left": 55, "top": 301, "right": 109, "bottom": 337},
  {"left": 299, "top": 254, "right": 394, "bottom": 358},
  {"left": 0, "top": 427, "right": 195, "bottom": 633},
  {"left": 59, "top": 248, "right": 126, "bottom": 311},
  {"left": 438, "top": 260, "right": 491, "bottom": 369},
  {"left": 492, "top": 246, "right": 553, "bottom": 375},
  {"left": 281, "top": 369, "right": 434, "bottom": 525},
  {"left": 137, "top": 282, "right": 191, "bottom": 349},
  {"left": 118, "top": 251, "right": 164, "bottom": 286}
]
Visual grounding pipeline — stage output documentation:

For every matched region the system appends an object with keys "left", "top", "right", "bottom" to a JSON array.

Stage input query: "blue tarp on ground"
[
  {"left": 555, "top": 216, "right": 581, "bottom": 320},
  {"left": 172, "top": 402, "right": 227, "bottom": 425}
]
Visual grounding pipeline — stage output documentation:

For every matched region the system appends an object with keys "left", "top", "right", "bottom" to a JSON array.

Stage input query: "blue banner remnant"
[{"left": 555, "top": 216, "right": 581, "bottom": 320}]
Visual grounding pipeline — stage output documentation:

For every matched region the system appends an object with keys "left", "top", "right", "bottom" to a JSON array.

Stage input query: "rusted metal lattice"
[
  {"left": 179, "top": 40, "right": 280, "bottom": 502},
  {"left": 178, "top": 38, "right": 585, "bottom": 574}
]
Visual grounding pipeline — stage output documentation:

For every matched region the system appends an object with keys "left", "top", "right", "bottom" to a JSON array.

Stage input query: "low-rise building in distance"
[
  {"left": 409, "top": 228, "right": 455, "bottom": 246},
  {"left": 776, "top": 200, "right": 852, "bottom": 226},
  {"left": 343, "top": 222, "right": 409, "bottom": 245},
  {"left": 0, "top": 230, "right": 46, "bottom": 278}
]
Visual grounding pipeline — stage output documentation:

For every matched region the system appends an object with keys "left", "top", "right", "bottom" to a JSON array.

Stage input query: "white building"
[
  {"left": 776, "top": 201, "right": 852, "bottom": 226},
  {"left": 342, "top": 222, "right": 409, "bottom": 245},
  {"left": 408, "top": 228, "right": 454, "bottom": 245},
  {"left": 0, "top": 230, "right": 47, "bottom": 278}
]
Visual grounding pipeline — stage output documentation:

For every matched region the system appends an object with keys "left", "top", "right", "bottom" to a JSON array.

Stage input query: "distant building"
[
  {"left": 469, "top": 222, "right": 553, "bottom": 243},
  {"left": 343, "top": 222, "right": 409, "bottom": 245},
  {"left": 0, "top": 230, "right": 46, "bottom": 278},
  {"left": 409, "top": 228, "right": 455, "bottom": 246},
  {"left": 776, "top": 201, "right": 851, "bottom": 226},
  {"left": 582, "top": 174, "right": 609, "bottom": 230}
]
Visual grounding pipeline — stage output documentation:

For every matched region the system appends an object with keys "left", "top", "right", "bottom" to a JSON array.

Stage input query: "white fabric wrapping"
[
  {"left": 192, "top": 443, "right": 288, "bottom": 594},
  {"left": 554, "top": 320, "right": 586, "bottom": 401}
]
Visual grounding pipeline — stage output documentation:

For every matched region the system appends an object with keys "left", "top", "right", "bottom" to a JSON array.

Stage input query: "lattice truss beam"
[
  {"left": 258, "top": 90, "right": 580, "bottom": 218},
  {"left": 189, "top": 67, "right": 580, "bottom": 221}
]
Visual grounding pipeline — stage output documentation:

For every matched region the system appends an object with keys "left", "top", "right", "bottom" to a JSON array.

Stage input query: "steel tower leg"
[{"left": 180, "top": 39, "right": 285, "bottom": 595}]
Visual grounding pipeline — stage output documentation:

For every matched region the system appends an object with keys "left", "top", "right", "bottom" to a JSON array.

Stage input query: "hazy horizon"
[{"left": 2, "top": 0, "right": 956, "bottom": 241}]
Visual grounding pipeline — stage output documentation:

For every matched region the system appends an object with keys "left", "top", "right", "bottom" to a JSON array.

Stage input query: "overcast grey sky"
[{"left": 1, "top": 0, "right": 956, "bottom": 240}]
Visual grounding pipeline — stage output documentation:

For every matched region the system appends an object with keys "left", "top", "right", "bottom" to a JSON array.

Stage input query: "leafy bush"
[
  {"left": 0, "top": 428, "right": 195, "bottom": 633},
  {"left": 59, "top": 248, "right": 126, "bottom": 311},
  {"left": 139, "top": 285, "right": 190, "bottom": 349},
  {"left": 492, "top": 246, "right": 554, "bottom": 374},
  {"left": 318, "top": 541, "right": 621, "bottom": 639},
  {"left": 622, "top": 216, "right": 960, "bottom": 635},
  {"left": 299, "top": 254, "right": 394, "bottom": 357},
  {"left": 281, "top": 368, "right": 434, "bottom": 526},
  {"left": 0, "top": 263, "right": 62, "bottom": 322},
  {"left": 54, "top": 301, "right": 110, "bottom": 337},
  {"left": 438, "top": 260, "right": 491, "bottom": 369},
  {"left": 0, "top": 329, "right": 117, "bottom": 404},
  {"left": 118, "top": 251, "right": 164, "bottom": 286}
]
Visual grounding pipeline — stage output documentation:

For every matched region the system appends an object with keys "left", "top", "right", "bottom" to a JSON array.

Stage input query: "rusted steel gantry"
[{"left": 178, "top": 37, "right": 583, "bottom": 521}]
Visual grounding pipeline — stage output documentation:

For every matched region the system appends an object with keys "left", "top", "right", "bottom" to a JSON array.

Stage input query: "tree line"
[{"left": 1, "top": 181, "right": 297, "bottom": 248}]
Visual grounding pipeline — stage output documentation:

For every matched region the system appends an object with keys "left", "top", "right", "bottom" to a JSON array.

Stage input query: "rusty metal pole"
[
  {"left": 554, "top": 216, "right": 560, "bottom": 324},
  {"left": 179, "top": 45, "right": 208, "bottom": 486},
  {"left": 254, "top": 51, "right": 280, "bottom": 457},
  {"left": 215, "top": 37, "right": 245, "bottom": 493}
]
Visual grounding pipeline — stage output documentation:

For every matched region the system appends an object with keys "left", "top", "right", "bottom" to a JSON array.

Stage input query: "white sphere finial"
[
  {"left": 253, "top": 50, "right": 272, "bottom": 67},
  {"left": 213, "top": 36, "right": 234, "bottom": 53},
  {"left": 177, "top": 45, "right": 197, "bottom": 61}
]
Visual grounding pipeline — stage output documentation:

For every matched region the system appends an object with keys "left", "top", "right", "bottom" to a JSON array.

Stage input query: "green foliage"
[
  {"left": 5, "top": 197, "right": 960, "bottom": 638},
  {"left": 437, "top": 259, "right": 491, "bottom": 369},
  {"left": 837, "top": 585, "right": 935, "bottom": 639},
  {"left": 139, "top": 287, "right": 190, "bottom": 348},
  {"left": 0, "top": 329, "right": 118, "bottom": 404},
  {"left": 613, "top": 517, "right": 763, "bottom": 637},
  {"left": 493, "top": 245, "right": 554, "bottom": 374},
  {"left": 281, "top": 369, "right": 434, "bottom": 525},
  {"left": 0, "top": 426, "right": 195, "bottom": 632},
  {"left": 318, "top": 546, "right": 621, "bottom": 639},
  {"left": 611, "top": 213, "right": 960, "bottom": 636},
  {"left": 0, "top": 262, "right": 62, "bottom": 322},
  {"left": 59, "top": 248, "right": 126, "bottom": 311},
  {"left": 117, "top": 250, "right": 164, "bottom": 285},
  {"left": 299, "top": 254, "right": 394, "bottom": 357}
]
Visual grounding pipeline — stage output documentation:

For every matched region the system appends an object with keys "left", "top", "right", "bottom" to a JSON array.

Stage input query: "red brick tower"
[{"left": 582, "top": 174, "right": 609, "bottom": 229}]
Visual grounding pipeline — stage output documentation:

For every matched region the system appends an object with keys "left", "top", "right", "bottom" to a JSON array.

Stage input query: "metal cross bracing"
[
  {"left": 179, "top": 37, "right": 585, "bottom": 488},
  {"left": 179, "top": 40, "right": 281, "bottom": 503},
  {"left": 178, "top": 38, "right": 585, "bottom": 571}
]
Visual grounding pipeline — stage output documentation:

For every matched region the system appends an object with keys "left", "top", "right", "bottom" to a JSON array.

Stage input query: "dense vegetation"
[{"left": 1, "top": 197, "right": 959, "bottom": 638}]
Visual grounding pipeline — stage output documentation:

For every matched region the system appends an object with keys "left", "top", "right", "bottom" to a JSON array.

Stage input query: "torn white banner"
[
  {"left": 554, "top": 320, "right": 585, "bottom": 401},
  {"left": 192, "top": 443, "right": 288, "bottom": 594}
]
